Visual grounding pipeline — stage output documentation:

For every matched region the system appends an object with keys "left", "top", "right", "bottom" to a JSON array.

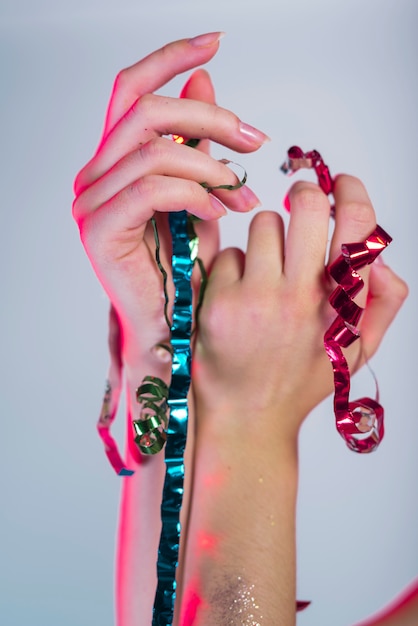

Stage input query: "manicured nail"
[
  {"left": 239, "top": 122, "right": 271, "bottom": 145},
  {"left": 283, "top": 194, "right": 291, "bottom": 212},
  {"left": 188, "top": 32, "right": 225, "bottom": 48},
  {"left": 240, "top": 185, "right": 261, "bottom": 210},
  {"left": 209, "top": 194, "right": 227, "bottom": 216},
  {"left": 374, "top": 254, "right": 386, "bottom": 266}
]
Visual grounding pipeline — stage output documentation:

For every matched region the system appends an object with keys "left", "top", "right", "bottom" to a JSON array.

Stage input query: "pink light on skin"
[
  {"left": 202, "top": 469, "right": 225, "bottom": 490},
  {"left": 196, "top": 530, "right": 220, "bottom": 556},
  {"left": 178, "top": 532, "right": 221, "bottom": 623},
  {"left": 181, "top": 580, "right": 205, "bottom": 626}
]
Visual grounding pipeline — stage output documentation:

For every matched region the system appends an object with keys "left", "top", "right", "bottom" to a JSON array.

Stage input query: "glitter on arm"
[{"left": 205, "top": 574, "right": 264, "bottom": 626}]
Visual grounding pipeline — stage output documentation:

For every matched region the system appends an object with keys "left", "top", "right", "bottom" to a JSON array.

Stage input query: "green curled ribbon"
[
  {"left": 199, "top": 158, "right": 247, "bottom": 193},
  {"left": 133, "top": 376, "right": 169, "bottom": 455}
]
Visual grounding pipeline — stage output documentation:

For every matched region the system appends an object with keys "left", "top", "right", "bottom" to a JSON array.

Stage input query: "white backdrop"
[{"left": 1, "top": 1, "right": 417, "bottom": 624}]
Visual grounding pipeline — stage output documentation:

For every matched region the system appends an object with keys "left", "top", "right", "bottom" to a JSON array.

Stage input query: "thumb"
[
  {"left": 180, "top": 68, "right": 216, "bottom": 102},
  {"left": 359, "top": 260, "right": 408, "bottom": 358},
  {"left": 179, "top": 69, "right": 216, "bottom": 155}
]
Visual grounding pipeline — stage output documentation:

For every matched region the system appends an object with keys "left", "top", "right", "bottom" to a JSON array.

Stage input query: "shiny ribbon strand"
[
  {"left": 152, "top": 210, "right": 195, "bottom": 625},
  {"left": 325, "top": 226, "right": 391, "bottom": 452},
  {"left": 281, "top": 146, "right": 392, "bottom": 453}
]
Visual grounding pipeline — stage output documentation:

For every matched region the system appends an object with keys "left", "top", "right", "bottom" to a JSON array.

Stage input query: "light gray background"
[{"left": 1, "top": 0, "right": 417, "bottom": 624}]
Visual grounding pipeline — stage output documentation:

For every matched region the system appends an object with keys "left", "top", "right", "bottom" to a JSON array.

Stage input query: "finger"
[
  {"left": 179, "top": 69, "right": 219, "bottom": 292},
  {"left": 76, "top": 95, "right": 269, "bottom": 194},
  {"left": 284, "top": 181, "right": 330, "bottom": 285},
  {"left": 329, "top": 174, "right": 377, "bottom": 264},
  {"left": 73, "top": 137, "right": 260, "bottom": 220},
  {"left": 328, "top": 175, "right": 377, "bottom": 307},
  {"left": 78, "top": 174, "right": 229, "bottom": 256},
  {"left": 357, "top": 260, "right": 408, "bottom": 360},
  {"left": 103, "top": 32, "right": 224, "bottom": 138},
  {"left": 180, "top": 69, "right": 216, "bottom": 156},
  {"left": 244, "top": 211, "right": 285, "bottom": 284},
  {"left": 207, "top": 247, "right": 245, "bottom": 291}
]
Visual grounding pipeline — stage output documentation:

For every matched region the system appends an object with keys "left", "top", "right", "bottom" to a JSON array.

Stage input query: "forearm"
[
  {"left": 115, "top": 448, "right": 164, "bottom": 625},
  {"left": 116, "top": 363, "right": 195, "bottom": 626},
  {"left": 178, "top": 414, "right": 299, "bottom": 626},
  {"left": 114, "top": 364, "right": 165, "bottom": 626}
]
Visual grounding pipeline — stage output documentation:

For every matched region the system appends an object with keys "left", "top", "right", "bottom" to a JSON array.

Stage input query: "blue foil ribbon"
[{"left": 152, "top": 211, "right": 194, "bottom": 625}]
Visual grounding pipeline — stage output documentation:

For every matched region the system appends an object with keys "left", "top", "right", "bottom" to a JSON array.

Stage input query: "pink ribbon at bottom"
[{"left": 325, "top": 225, "right": 392, "bottom": 453}]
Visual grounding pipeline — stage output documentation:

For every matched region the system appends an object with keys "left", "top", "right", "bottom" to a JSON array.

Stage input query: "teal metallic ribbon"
[{"left": 152, "top": 210, "right": 195, "bottom": 625}]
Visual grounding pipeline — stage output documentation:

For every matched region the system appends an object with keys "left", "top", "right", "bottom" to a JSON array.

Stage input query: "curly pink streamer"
[
  {"left": 282, "top": 147, "right": 392, "bottom": 453},
  {"left": 325, "top": 226, "right": 392, "bottom": 452}
]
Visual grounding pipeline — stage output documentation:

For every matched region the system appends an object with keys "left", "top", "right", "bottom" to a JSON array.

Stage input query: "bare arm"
[
  {"left": 178, "top": 177, "right": 407, "bottom": 624},
  {"left": 72, "top": 33, "right": 267, "bottom": 625}
]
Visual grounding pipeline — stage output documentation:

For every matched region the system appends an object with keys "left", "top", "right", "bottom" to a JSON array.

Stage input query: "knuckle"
[
  {"left": 200, "top": 296, "right": 228, "bottom": 339},
  {"left": 134, "top": 92, "right": 154, "bottom": 115},
  {"left": 73, "top": 169, "right": 86, "bottom": 197},
  {"left": 212, "top": 104, "right": 239, "bottom": 133},
  {"left": 124, "top": 176, "right": 153, "bottom": 204},
  {"left": 159, "top": 43, "right": 171, "bottom": 60},
  {"left": 71, "top": 193, "right": 84, "bottom": 223},
  {"left": 125, "top": 93, "right": 157, "bottom": 126},
  {"left": 137, "top": 92, "right": 154, "bottom": 108},
  {"left": 342, "top": 200, "right": 375, "bottom": 229},
  {"left": 114, "top": 67, "right": 130, "bottom": 91},
  {"left": 77, "top": 212, "right": 100, "bottom": 255},
  {"left": 139, "top": 137, "right": 166, "bottom": 164}
]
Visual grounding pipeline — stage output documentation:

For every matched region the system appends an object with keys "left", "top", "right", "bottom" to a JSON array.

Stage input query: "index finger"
[{"left": 102, "top": 32, "right": 224, "bottom": 140}]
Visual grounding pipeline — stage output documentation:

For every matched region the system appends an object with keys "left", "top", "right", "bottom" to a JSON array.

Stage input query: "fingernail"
[
  {"left": 240, "top": 185, "right": 262, "bottom": 210},
  {"left": 374, "top": 254, "right": 386, "bottom": 266},
  {"left": 188, "top": 32, "right": 225, "bottom": 48},
  {"left": 209, "top": 194, "right": 227, "bottom": 216},
  {"left": 239, "top": 122, "right": 271, "bottom": 145},
  {"left": 283, "top": 194, "right": 291, "bottom": 212}
]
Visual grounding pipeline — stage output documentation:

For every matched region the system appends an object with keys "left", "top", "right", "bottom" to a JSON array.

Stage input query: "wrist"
[
  {"left": 194, "top": 395, "right": 303, "bottom": 452},
  {"left": 121, "top": 346, "right": 172, "bottom": 466}
]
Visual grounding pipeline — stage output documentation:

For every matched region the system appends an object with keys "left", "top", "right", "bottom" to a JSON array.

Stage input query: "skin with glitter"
[
  {"left": 228, "top": 577, "right": 263, "bottom": 625},
  {"left": 195, "top": 573, "right": 264, "bottom": 625}
]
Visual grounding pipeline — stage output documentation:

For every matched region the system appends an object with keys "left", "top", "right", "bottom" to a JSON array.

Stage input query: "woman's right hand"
[{"left": 72, "top": 32, "right": 268, "bottom": 376}]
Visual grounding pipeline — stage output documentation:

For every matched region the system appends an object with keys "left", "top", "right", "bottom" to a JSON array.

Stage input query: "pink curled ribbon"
[
  {"left": 97, "top": 305, "right": 134, "bottom": 476},
  {"left": 281, "top": 147, "right": 392, "bottom": 453}
]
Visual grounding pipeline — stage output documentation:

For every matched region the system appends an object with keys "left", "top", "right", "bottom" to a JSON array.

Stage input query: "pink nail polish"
[
  {"left": 239, "top": 122, "right": 271, "bottom": 145},
  {"left": 374, "top": 254, "right": 386, "bottom": 266},
  {"left": 283, "top": 194, "right": 291, "bottom": 212},
  {"left": 209, "top": 194, "right": 227, "bottom": 216},
  {"left": 240, "top": 186, "right": 261, "bottom": 210},
  {"left": 188, "top": 32, "right": 225, "bottom": 48}
]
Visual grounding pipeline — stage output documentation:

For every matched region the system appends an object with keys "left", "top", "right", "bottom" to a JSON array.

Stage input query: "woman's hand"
[
  {"left": 72, "top": 32, "right": 268, "bottom": 375},
  {"left": 72, "top": 35, "right": 269, "bottom": 624},
  {"left": 177, "top": 175, "right": 407, "bottom": 625},
  {"left": 193, "top": 174, "right": 408, "bottom": 440}
]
